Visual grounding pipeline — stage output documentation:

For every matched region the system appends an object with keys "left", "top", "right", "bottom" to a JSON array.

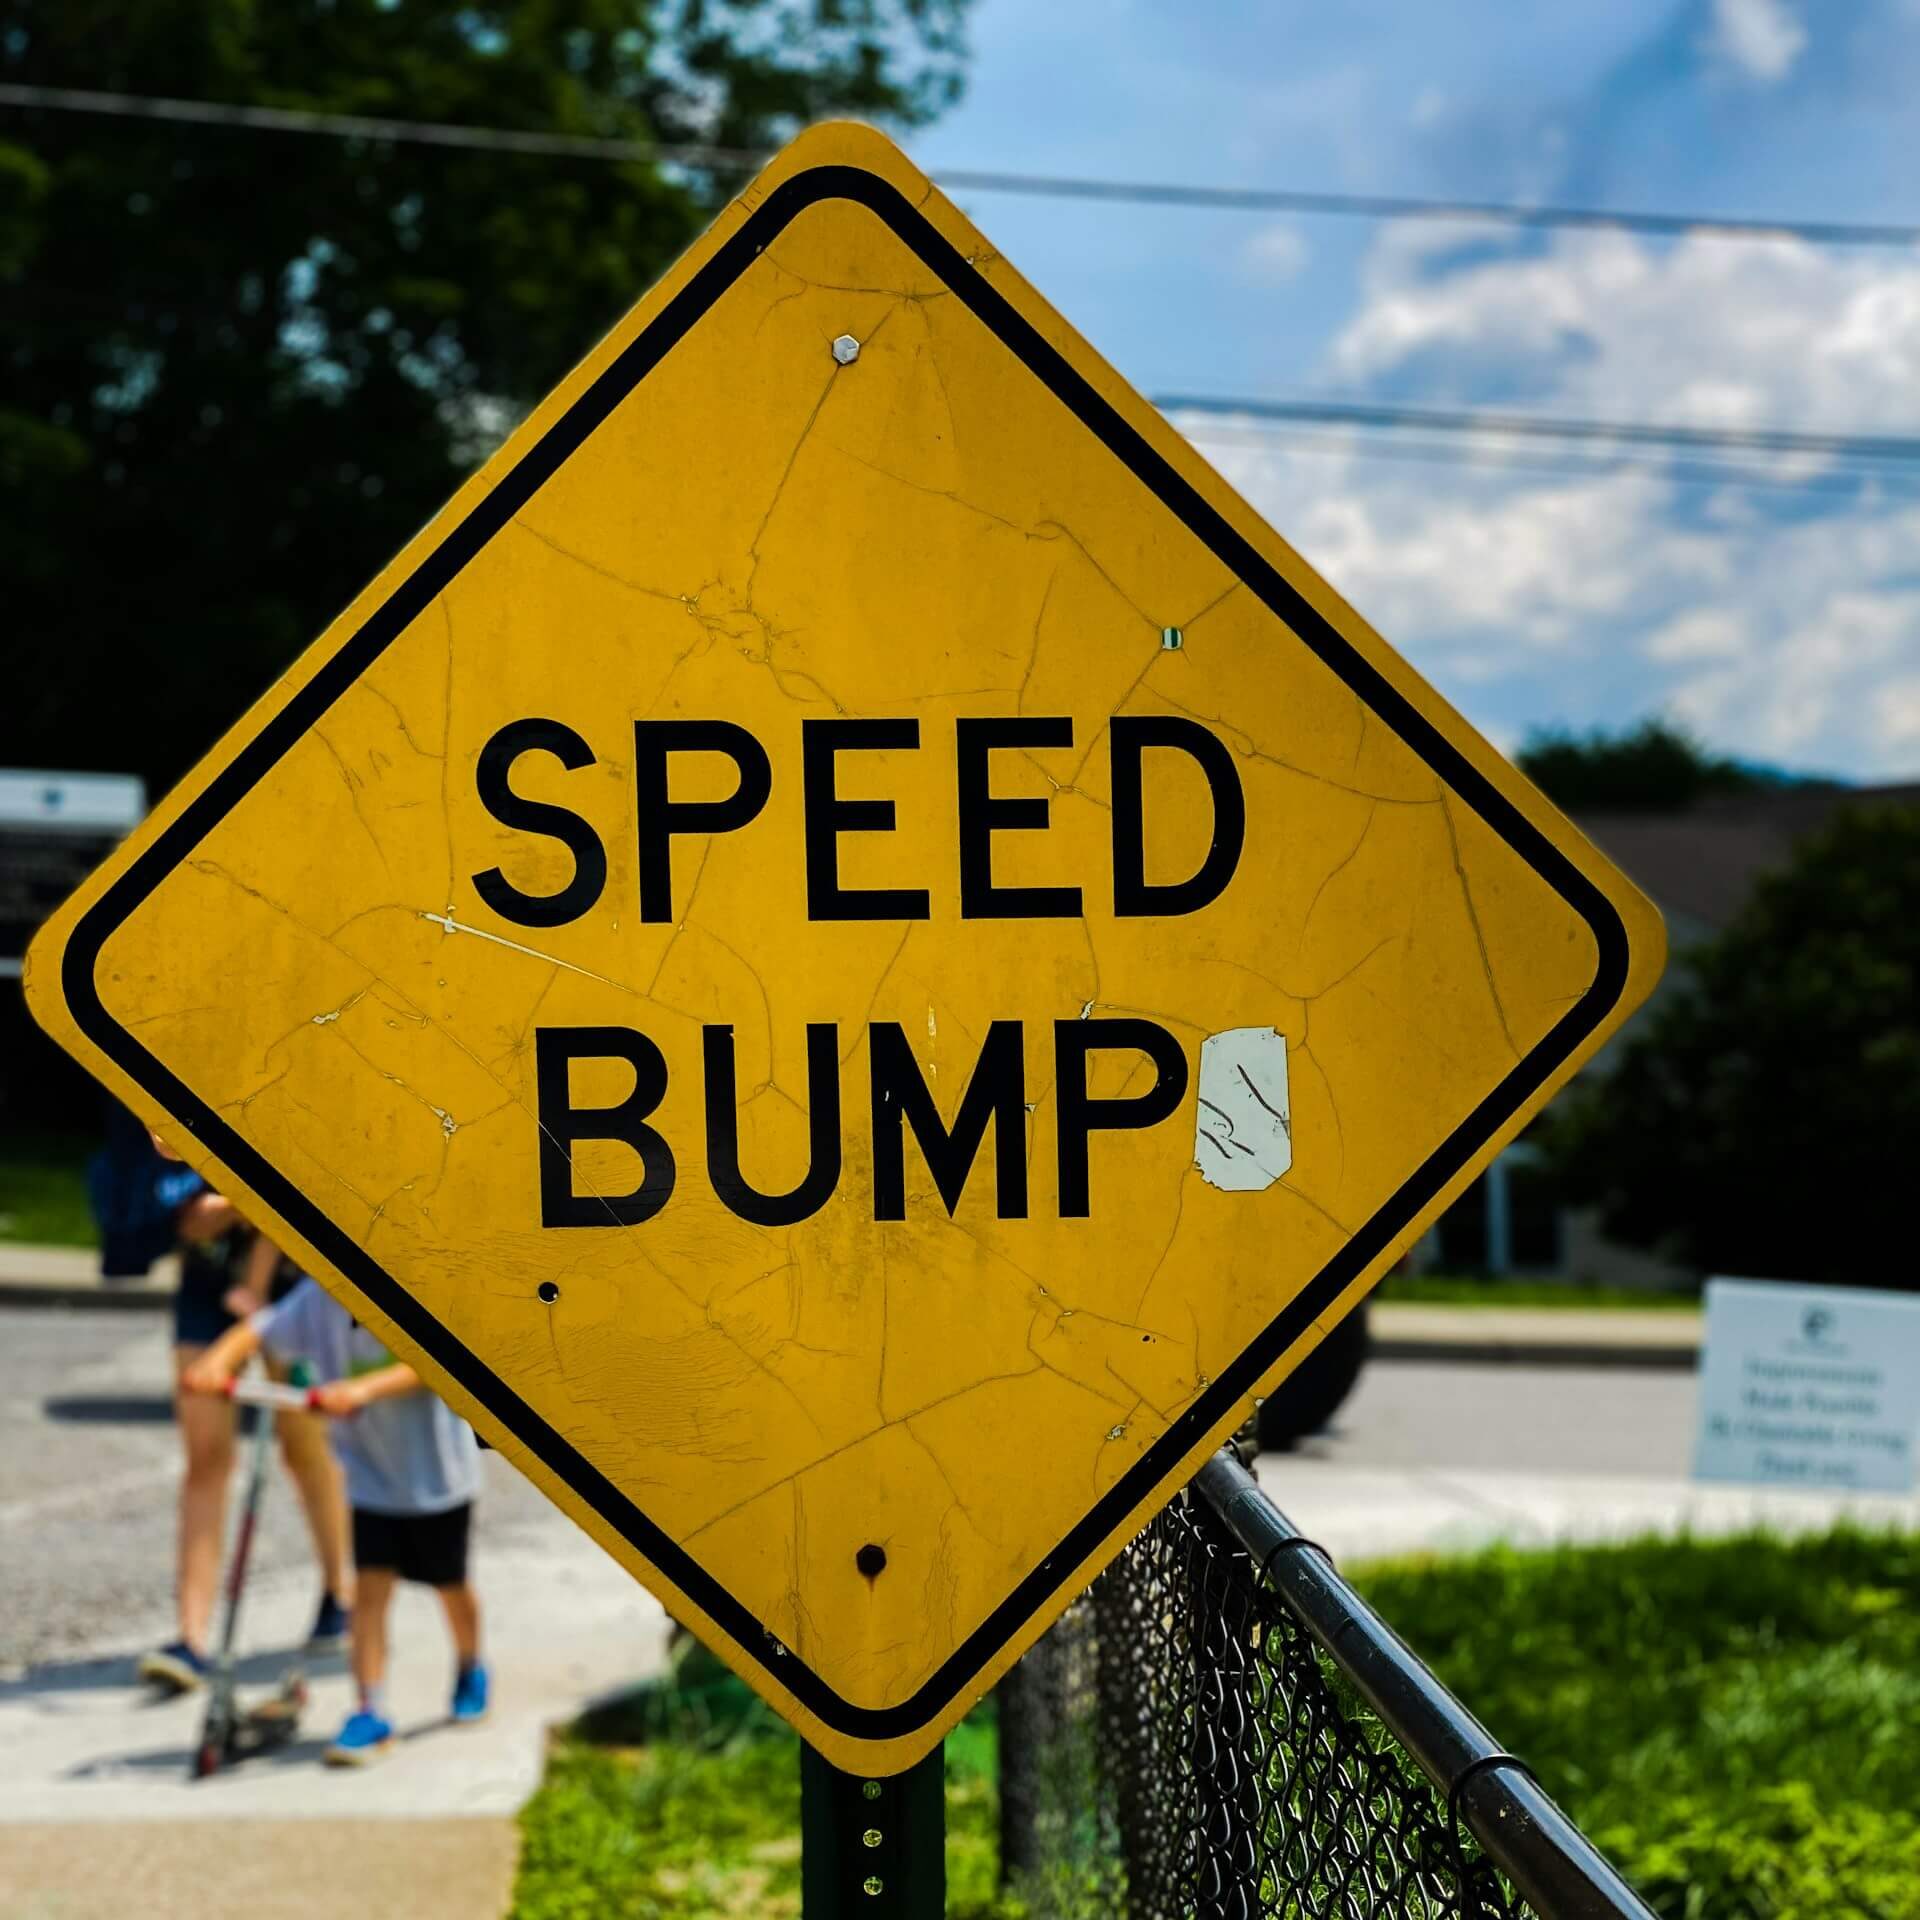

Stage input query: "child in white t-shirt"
[{"left": 185, "top": 1277, "right": 488, "bottom": 1765}]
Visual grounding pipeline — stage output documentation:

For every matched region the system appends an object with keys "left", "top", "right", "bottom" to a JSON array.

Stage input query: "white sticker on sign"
[
  {"left": 1194, "top": 1027, "right": 1292, "bottom": 1192},
  {"left": 1694, "top": 1277, "right": 1920, "bottom": 1494}
]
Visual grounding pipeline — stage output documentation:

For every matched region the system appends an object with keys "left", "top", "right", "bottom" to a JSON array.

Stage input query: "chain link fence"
[{"left": 998, "top": 1453, "right": 1654, "bottom": 1920}]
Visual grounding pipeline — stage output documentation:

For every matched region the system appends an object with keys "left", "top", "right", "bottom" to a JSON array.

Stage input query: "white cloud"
[
  {"left": 1332, "top": 226, "right": 1920, "bottom": 437},
  {"left": 1193, "top": 433, "right": 1696, "bottom": 664},
  {"left": 1182, "top": 423, "right": 1920, "bottom": 779},
  {"left": 1265, "top": 462, "right": 1698, "bottom": 650},
  {"left": 1180, "top": 190, "right": 1920, "bottom": 782},
  {"left": 1708, "top": 0, "right": 1808, "bottom": 83},
  {"left": 1877, "top": 678, "right": 1920, "bottom": 748},
  {"left": 1239, "top": 223, "right": 1310, "bottom": 284},
  {"left": 1665, "top": 585, "right": 1919, "bottom": 762},
  {"left": 1644, "top": 608, "right": 1750, "bottom": 663}
]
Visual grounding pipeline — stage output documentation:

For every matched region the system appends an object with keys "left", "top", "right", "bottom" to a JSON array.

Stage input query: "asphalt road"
[
  {"left": 1290, "top": 1352, "right": 1700, "bottom": 1477},
  {"left": 0, "top": 1307, "right": 558, "bottom": 1674},
  {"left": 0, "top": 1303, "right": 1703, "bottom": 1674}
]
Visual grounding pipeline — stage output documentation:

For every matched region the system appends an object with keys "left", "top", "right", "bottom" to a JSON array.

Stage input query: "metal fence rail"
[{"left": 999, "top": 1451, "right": 1657, "bottom": 1920}]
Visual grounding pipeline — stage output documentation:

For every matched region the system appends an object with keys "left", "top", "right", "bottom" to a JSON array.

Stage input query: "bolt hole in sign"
[{"left": 26, "top": 124, "right": 1662, "bottom": 1774}]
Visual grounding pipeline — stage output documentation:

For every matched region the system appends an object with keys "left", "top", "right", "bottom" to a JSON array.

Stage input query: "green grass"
[
  {"left": 0, "top": 1140, "right": 95, "bottom": 1246},
  {"left": 513, "top": 1530, "right": 1920, "bottom": 1919},
  {"left": 1358, "top": 1528, "right": 1920, "bottom": 1919},
  {"left": 1380, "top": 1271, "right": 1700, "bottom": 1309},
  {"left": 510, "top": 1660, "right": 1007, "bottom": 1919}
]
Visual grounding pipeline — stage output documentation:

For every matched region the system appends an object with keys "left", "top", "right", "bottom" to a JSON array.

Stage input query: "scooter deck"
[{"left": 195, "top": 1671, "right": 308, "bottom": 1778}]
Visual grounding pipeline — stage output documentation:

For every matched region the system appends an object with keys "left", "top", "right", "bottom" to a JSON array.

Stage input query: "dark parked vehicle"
[{"left": 1253, "top": 1303, "right": 1369, "bottom": 1450}]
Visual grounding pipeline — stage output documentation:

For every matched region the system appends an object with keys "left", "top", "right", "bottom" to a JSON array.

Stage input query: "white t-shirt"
[{"left": 255, "top": 1279, "right": 480, "bottom": 1517}]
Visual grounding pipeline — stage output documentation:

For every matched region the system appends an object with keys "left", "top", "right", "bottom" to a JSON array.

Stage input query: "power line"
[
  {"left": 16, "top": 284, "right": 1910, "bottom": 497},
  {"left": 5, "top": 81, "right": 1920, "bottom": 250},
  {"left": 15, "top": 266, "right": 1920, "bottom": 473},
  {"left": 15, "top": 245, "right": 1917, "bottom": 467},
  {"left": 1179, "top": 422, "right": 1920, "bottom": 497},
  {"left": 0, "top": 82, "right": 745, "bottom": 166},
  {"left": 920, "top": 175, "right": 1920, "bottom": 252},
  {"left": 1155, "top": 394, "right": 1920, "bottom": 464},
  {"left": 0, "top": 82, "right": 694, "bottom": 166}
]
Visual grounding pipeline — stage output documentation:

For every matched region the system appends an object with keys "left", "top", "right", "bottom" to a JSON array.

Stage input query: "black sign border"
[{"left": 64, "top": 164, "right": 1630, "bottom": 1740}]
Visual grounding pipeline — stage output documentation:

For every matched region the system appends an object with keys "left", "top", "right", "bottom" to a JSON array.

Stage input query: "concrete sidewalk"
[
  {"left": 2, "top": 1821, "right": 521, "bottom": 1920},
  {"left": 1369, "top": 1300, "right": 1702, "bottom": 1367},
  {"left": 0, "top": 1508, "right": 670, "bottom": 1919},
  {"left": 1260, "top": 1452, "right": 1920, "bottom": 1564},
  {"left": 0, "top": 1244, "right": 176, "bottom": 1311}
]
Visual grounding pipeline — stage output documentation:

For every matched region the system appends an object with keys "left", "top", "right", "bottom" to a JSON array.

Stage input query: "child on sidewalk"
[
  {"left": 139, "top": 1129, "right": 351, "bottom": 1693},
  {"left": 184, "top": 1276, "right": 489, "bottom": 1765}
]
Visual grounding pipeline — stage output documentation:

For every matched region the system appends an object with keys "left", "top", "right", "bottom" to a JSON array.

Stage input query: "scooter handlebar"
[{"left": 223, "top": 1377, "right": 323, "bottom": 1413}]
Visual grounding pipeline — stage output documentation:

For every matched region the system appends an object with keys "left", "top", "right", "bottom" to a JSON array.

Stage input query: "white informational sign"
[
  {"left": 0, "top": 769, "right": 146, "bottom": 979},
  {"left": 0, "top": 770, "right": 146, "bottom": 834},
  {"left": 1695, "top": 1278, "right": 1920, "bottom": 1494}
]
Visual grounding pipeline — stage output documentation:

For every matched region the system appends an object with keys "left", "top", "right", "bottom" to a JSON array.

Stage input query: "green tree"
[
  {"left": 0, "top": 0, "right": 969, "bottom": 796},
  {"left": 1518, "top": 717, "right": 1761, "bottom": 813},
  {"left": 1545, "top": 806, "right": 1920, "bottom": 1286}
]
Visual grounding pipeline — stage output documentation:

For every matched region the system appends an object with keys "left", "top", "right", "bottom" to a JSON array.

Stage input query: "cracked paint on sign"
[
  {"left": 23, "top": 124, "right": 1664, "bottom": 1775},
  {"left": 1195, "top": 1028, "right": 1291, "bottom": 1192}
]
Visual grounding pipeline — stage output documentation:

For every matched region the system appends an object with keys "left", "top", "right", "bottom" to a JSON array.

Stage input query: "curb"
[
  {"left": 1372, "top": 1335, "right": 1698, "bottom": 1370},
  {"left": 0, "top": 1245, "right": 176, "bottom": 1313},
  {"left": 0, "top": 1281, "right": 173, "bottom": 1312}
]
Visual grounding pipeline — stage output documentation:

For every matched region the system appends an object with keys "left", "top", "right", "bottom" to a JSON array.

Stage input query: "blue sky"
[{"left": 895, "top": 0, "right": 1920, "bottom": 778}]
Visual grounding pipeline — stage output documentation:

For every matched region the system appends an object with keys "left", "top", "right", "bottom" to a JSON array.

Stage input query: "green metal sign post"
[{"left": 801, "top": 1740, "right": 945, "bottom": 1915}]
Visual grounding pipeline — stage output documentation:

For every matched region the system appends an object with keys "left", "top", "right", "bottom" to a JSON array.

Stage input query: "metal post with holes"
[{"left": 801, "top": 1739, "right": 945, "bottom": 1916}]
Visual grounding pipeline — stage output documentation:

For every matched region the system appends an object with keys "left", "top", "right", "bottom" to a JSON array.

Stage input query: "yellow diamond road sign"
[{"left": 27, "top": 123, "right": 1662, "bottom": 1772}]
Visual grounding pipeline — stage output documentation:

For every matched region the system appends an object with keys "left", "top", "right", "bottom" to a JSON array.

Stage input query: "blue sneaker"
[
  {"left": 306, "top": 1592, "right": 350, "bottom": 1653},
  {"left": 138, "top": 1641, "right": 209, "bottom": 1694},
  {"left": 450, "top": 1663, "right": 490, "bottom": 1724},
  {"left": 324, "top": 1709, "right": 393, "bottom": 1766}
]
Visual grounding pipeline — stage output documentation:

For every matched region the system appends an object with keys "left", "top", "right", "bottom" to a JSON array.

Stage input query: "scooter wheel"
[{"left": 192, "top": 1742, "right": 220, "bottom": 1780}]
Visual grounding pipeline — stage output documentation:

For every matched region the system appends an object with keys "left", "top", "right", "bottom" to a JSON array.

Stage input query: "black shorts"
[
  {"left": 174, "top": 1264, "right": 238, "bottom": 1349},
  {"left": 173, "top": 1239, "right": 301, "bottom": 1348},
  {"left": 352, "top": 1502, "right": 472, "bottom": 1587}
]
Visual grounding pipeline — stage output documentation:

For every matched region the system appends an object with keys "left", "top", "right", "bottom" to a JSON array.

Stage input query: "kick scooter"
[{"left": 190, "top": 1367, "right": 321, "bottom": 1780}]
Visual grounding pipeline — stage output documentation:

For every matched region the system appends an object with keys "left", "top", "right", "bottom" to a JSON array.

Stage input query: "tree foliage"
[
  {"left": 0, "top": 0, "right": 970, "bottom": 795},
  {"left": 1518, "top": 717, "right": 1761, "bottom": 813},
  {"left": 1545, "top": 805, "right": 1920, "bottom": 1285}
]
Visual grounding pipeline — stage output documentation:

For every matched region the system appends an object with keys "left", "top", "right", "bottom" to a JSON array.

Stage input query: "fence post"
[
  {"left": 1190, "top": 1535, "right": 1262, "bottom": 1920},
  {"left": 1093, "top": 1548, "right": 1162, "bottom": 1912},
  {"left": 997, "top": 1656, "right": 1042, "bottom": 1887},
  {"left": 801, "top": 1739, "right": 944, "bottom": 1917}
]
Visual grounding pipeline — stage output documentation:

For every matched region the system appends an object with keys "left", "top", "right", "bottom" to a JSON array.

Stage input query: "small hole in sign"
[
  {"left": 537, "top": 1282, "right": 560, "bottom": 1305},
  {"left": 855, "top": 1543, "right": 887, "bottom": 1579}
]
